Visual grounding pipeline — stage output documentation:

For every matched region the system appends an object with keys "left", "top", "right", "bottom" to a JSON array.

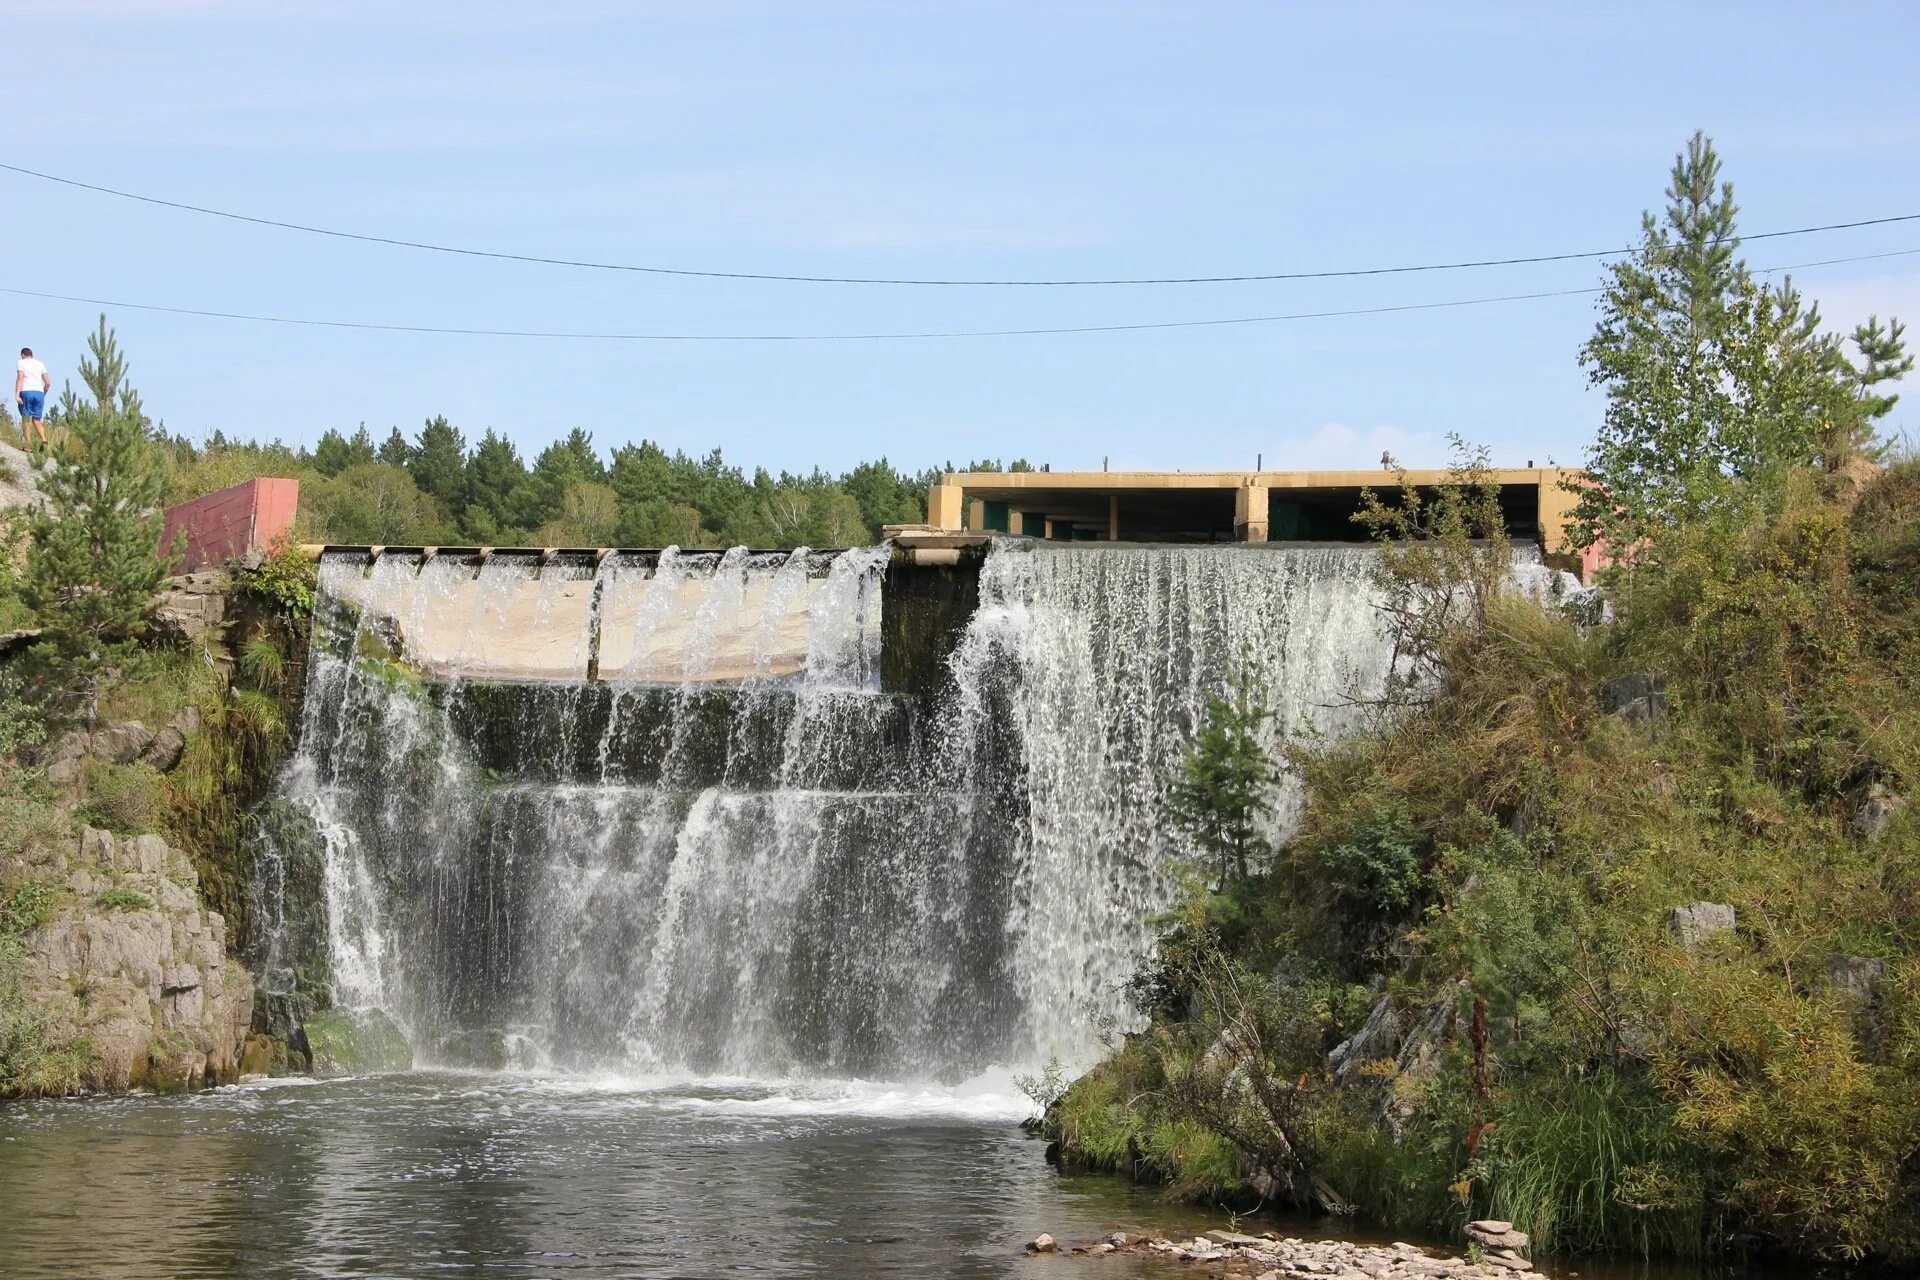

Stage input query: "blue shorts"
[{"left": 18, "top": 389, "right": 43, "bottom": 420}]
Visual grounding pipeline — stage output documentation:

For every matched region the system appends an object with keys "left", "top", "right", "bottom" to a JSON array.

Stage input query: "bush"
[
  {"left": 77, "top": 761, "right": 165, "bottom": 835},
  {"left": 94, "top": 887, "right": 153, "bottom": 912}
]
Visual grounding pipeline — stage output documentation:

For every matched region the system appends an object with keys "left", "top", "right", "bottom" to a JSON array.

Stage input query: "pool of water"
[
  {"left": 0, "top": 1071, "right": 1210, "bottom": 1279},
  {"left": 0, "top": 1072, "right": 1782, "bottom": 1280}
]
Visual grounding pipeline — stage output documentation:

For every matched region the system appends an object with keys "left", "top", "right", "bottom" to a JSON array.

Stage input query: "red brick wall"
[{"left": 161, "top": 477, "right": 300, "bottom": 571}]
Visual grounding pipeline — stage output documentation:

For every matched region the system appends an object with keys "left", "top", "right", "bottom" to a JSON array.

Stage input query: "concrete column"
[
  {"left": 967, "top": 498, "right": 985, "bottom": 532},
  {"left": 1234, "top": 483, "right": 1270, "bottom": 542},
  {"left": 1108, "top": 495, "right": 1120, "bottom": 541},
  {"left": 1536, "top": 472, "right": 1576, "bottom": 555},
  {"left": 927, "top": 483, "right": 965, "bottom": 530}
]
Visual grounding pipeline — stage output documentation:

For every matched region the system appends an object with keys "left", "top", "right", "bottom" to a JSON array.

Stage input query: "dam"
[{"left": 253, "top": 471, "right": 1581, "bottom": 1081}]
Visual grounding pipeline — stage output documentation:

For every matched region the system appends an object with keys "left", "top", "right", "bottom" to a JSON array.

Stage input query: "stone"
[
  {"left": 239, "top": 1033, "right": 276, "bottom": 1077},
  {"left": 1826, "top": 954, "right": 1889, "bottom": 1004},
  {"left": 1206, "top": 1230, "right": 1266, "bottom": 1246},
  {"left": 140, "top": 726, "right": 187, "bottom": 772},
  {"left": 130, "top": 834, "right": 170, "bottom": 875},
  {"left": 1482, "top": 1252, "right": 1533, "bottom": 1271},
  {"left": 1666, "top": 901, "right": 1736, "bottom": 948},
  {"left": 1026, "top": 1233, "right": 1058, "bottom": 1254},
  {"left": 169, "top": 705, "right": 204, "bottom": 737},
  {"left": 1465, "top": 1221, "right": 1511, "bottom": 1234},
  {"left": 1330, "top": 995, "right": 1399, "bottom": 1084},
  {"left": 89, "top": 721, "right": 154, "bottom": 764},
  {"left": 1600, "top": 672, "right": 1666, "bottom": 731},
  {"left": 1851, "top": 784, "right": 1907, "bottom": 842},
  {"left": 300, "top": 1007, "right": 413, "bottom": 1077}
]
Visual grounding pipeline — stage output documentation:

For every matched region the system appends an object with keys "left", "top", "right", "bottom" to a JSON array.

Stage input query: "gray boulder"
[
  {"left": 1601, "top": 672, "right": 1667, "bottom": 731},
  {"left": 1826, "top": 954, "right": 1889, "bottom": 1004},
  {"left": 1667, "top": 901, "right": 1736, "bottom": 948},
  {"left": 1851, "top": 784, "right": 1907, "bottom": 843},
  {"left": 89, "top": 721, "right": 154, "bottom": 765},
  {"left": 140, "top": 726, "right": 188, "bottom": 772},
  {"left": 1329, "top": 996, "right": 1400, "bottom": 1084}
]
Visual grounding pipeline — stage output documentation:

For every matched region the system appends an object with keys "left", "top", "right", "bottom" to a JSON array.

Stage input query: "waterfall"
[{"left": 255, "top": 540, "right": 1575, "bottom": 1079}]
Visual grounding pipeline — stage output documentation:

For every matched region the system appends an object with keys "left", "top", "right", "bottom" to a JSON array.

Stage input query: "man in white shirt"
[{"left": 16, "top": 347, "right": 49, "bottom": 449}]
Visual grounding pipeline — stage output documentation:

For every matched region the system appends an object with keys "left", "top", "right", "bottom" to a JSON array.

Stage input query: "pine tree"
[
  {"left": 313, "top": 423, "right": 377, "bottom": 477},
  {"left": 376, "top": 426, "right": 412, "bottom": 468},
  {"left": 1570, "top": 132, "right": 1908, "bottom": 553},
  {"left": 526, "top": 429, "right": 605, "bottom": 526},
  {"left": 21, "top": 317, "right": 172, "bottom": 718},
  {"left": 408, "top": 415, "right": 468, "bottom": 506},
  {"left": 1163, "top": 669, "right": 1278, "bottom": 885},
  {"left": 463, "top": 428, "right": 531, "bottom": 540}
]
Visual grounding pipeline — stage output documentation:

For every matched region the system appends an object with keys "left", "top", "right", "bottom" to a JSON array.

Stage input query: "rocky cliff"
[{"left": 13, "top": 826, "right": 254, "bottom": 1090}]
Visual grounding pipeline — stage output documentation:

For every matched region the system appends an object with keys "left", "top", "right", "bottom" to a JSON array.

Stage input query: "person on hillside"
[{"left": 15, "top": 347, "right": 49, "bottom": 450}]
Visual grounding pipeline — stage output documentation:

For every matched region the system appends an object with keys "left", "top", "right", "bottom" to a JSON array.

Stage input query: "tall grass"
[{"left": 1476, "top": 1072, "right": 1719, "bottom": 1259}]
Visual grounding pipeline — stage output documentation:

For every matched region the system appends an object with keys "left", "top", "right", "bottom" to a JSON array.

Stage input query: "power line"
[
  {"left": 6, "top": 159, "right": 1919, "bottom": 288},
  {"left": 2, "top": 247, "right": 1911, "bottom": 343}
]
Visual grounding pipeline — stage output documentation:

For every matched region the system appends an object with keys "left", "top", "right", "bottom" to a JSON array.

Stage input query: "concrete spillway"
[{"left": 252, "top": 541, "right": 1575, "bottom": 1079}]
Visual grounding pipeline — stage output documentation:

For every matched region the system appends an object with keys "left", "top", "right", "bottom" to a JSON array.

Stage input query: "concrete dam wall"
[{"left": 253, "top": 541, "right": 1576, "bottom": 1080}]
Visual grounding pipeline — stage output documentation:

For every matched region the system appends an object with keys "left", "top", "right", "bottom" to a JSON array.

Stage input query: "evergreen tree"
[
  {"left": 21, "top": 317, "right": 171, "bottom": 717},
  {"left": 313, "top": 424, "right": 377, "bottom": 477},
  {"left": 1163, "top": 669, "right": 1277, "bottom": 885},
  {"left": 408, "top": 415, "right": 467, "bottom": 506},
  {"left": 526, "top": 429, "right": 605, "bottom": 525},
  {"left": 842, "top": 457, "right": 924, "bottom": 538},
  {"left": 462, "top": 428, "right": 531, "bottom": 539},
  {"left": 1570, "top": 132, "right": 1907, "bottom": 553},
  {"left": 376, "top": 426, "right": 412, "bottom": 468}
]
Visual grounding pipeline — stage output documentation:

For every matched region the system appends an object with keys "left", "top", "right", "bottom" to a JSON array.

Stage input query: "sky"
[{"left": 3, "top": 0, "right": 1918, "bottom": 477}]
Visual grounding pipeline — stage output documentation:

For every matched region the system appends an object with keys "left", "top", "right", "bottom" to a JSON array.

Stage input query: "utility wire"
[
  {"left": 5, "top": 159, "right": 1920, "bottom": 288},
  {"left": 2, "top": 248, "right": 1912, "bottom": 343}
]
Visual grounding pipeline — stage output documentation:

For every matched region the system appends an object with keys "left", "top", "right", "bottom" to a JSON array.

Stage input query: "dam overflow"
[{"left": 253, "top": 542, "right": 1571, "bottom": 1078}]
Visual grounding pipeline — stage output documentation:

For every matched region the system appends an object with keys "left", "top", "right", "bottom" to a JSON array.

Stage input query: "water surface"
[{"left": 0, "top": 1071, "right": 1200, "bottom": 1279}]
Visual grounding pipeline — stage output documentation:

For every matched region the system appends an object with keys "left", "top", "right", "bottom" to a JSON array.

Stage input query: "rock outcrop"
[
  {"left": 1666, "top": 901, "right": 1735, "bottom": 948},
  {"left": 15, "top": 827, "right": 253, "bottom": 1091}
]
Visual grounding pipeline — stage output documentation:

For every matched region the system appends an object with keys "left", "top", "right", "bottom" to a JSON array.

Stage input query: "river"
[{"left": 0, "top": 1071, "right": 1777, "bottom": 1280}]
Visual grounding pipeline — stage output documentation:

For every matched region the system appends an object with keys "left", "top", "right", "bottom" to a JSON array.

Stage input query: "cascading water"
[{"left": 253, "top": 538, "right": 1576, "bottom": 1080}]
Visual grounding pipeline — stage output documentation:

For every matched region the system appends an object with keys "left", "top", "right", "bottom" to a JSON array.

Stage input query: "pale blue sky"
[{"left": 4, "top": 0, "right": 1917, "bottom": 475}]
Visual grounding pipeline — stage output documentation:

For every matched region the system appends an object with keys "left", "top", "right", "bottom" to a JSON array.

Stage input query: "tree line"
[{"left": 155, "top": 417, "right": 1037, "bottom": 550}]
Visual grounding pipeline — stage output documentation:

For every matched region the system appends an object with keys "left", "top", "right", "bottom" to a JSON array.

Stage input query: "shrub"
[{"left": 94, "top": 887, "right": 153, "bottom": 912}]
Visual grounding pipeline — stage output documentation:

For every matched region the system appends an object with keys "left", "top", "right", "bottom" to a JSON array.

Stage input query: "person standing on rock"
[{"left": 15, "top": 346, "right": 50, "bottom": 450}]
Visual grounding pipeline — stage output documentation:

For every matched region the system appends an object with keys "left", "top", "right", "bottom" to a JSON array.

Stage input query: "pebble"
[{"left": 1024, "top": 1225, "right": 1547, "bottom": 1277}]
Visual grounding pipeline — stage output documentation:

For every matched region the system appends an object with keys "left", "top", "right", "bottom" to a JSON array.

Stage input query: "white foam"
[{"left": 471, "top": 1065, "right": 1038, "bottom": 1122}]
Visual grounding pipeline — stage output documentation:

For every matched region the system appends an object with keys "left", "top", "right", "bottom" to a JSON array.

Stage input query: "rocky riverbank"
[{"left": 1027, "top": 1222, "right": 1540, "bottom": 1277}]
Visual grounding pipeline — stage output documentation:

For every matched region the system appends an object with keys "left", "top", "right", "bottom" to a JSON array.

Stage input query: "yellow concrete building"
[{"left": 925, "top": 466, "right": 1580, "bottom": 554}]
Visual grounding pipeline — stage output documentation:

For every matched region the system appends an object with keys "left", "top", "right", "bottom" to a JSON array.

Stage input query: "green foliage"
[
  {"left": 311, "top": 424, "right": 376, "bottom": 477},
  {"left": 407, "top": 415, "right": 467, "bottom": 505},
  {"left": 20, "top": 316, "right": 173, "bottom": 707},
  {"left": 77, "top": 761, "right": 166, "bottom": 834},
  {"left": 0, "top": 882, "right": 55, "bottom": 937},
  {"left": 1570, "top": 132, "right": 1908, "bottom": 554},
  {"left": 1354, "top": 435, "right": 1512, "bottom": 699},
  {"left": 1164, "top": 667, "right": 1277, "bottom": 885},
  {"left": 1317, "top": 799, "right": 1425, "bottom": 926},
  {"left": 94, "top": 886, "right": 154, "bottom": 912},
  {"left": 234, "top": 536, "right": 317, "bottom": 619}
]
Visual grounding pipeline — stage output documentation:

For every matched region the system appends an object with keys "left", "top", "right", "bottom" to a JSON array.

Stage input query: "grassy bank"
[{"left": 1044, "top": 463, "right": 1920, "bottom": 1266}]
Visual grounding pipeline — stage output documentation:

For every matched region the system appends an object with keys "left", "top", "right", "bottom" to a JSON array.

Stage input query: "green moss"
[{"left": 300, "top": 1008, "right": 412, "bottom": 1078}]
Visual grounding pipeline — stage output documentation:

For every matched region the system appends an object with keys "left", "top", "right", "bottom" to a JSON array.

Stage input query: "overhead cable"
[
  {"left": 4, "top": 160, "right": 1918, "bottom": 288},
  {"left": 1, "top": 247, "right": 1911, "bottom": 343}
]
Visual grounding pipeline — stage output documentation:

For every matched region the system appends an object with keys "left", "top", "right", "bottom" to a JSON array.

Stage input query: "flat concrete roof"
[{"left": 941, "top": 466, "right": 1572, "bottom": 490}]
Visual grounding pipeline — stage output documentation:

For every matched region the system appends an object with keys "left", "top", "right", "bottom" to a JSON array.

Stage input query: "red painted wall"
[{"left": 161, "top": 477, "right": 300, "bottom": 571}]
